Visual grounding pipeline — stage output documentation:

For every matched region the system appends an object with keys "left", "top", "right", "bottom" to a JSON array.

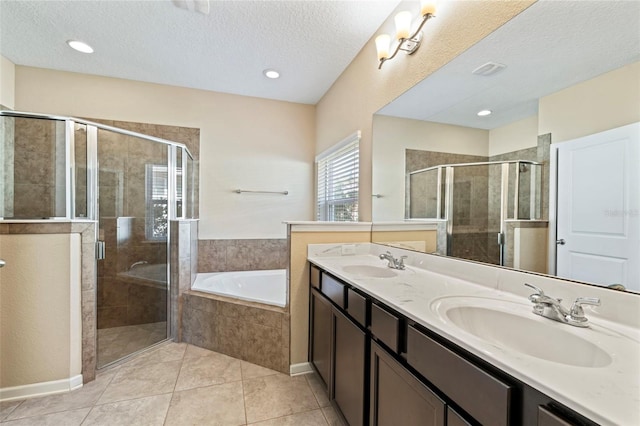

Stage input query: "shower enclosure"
[
  {"left": 0, "top": 110, "right": 195, "bottom": 368},
  {"left": 407, "top": 160, "right": 542, "bottom": 266}
]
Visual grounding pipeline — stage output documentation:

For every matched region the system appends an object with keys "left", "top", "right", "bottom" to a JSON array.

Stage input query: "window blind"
[{"left": 316, "top": 133, "right": 359, "bottom": 221}]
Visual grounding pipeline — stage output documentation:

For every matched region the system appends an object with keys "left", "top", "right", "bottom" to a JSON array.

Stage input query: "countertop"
[{"left": 308, "top": 243, "right": 640, "bottom": 426}]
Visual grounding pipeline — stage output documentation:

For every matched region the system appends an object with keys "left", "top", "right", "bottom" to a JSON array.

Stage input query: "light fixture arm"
[{"left": 378, "top": 13, "right": 435, "bottom": 69}]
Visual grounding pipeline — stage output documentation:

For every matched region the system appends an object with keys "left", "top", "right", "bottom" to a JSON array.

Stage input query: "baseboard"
[
  {"left": 290, "top": 362, "right": 313, "bottom": 376},
  {"left": 0, "top": 374, "right": 83, "bottom": 402}
]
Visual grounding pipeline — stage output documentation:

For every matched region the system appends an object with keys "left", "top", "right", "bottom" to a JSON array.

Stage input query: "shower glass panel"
[
  {"left": 0, "top": 116, "right": 67, "bottom": 219},
  {"left": 408, "top": 167, "right": 442, "bottom": 219},
  {"left": 449, "top": 164, "right": 501, "bottom": 265},
  {"left": 74, "top": 123, "right": 88, "bottom": 218},
  {"left": 96, "top": 128, "right": 169, "bottom": 368}
]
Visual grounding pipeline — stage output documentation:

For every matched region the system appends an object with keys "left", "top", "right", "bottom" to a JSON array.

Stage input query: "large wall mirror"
[{"left": 371, "top": 1, "right": 640, "bottom": 293}]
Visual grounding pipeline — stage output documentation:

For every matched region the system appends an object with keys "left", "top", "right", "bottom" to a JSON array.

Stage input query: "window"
[
  {"left": 316, "top": 131, "right": 360, "bottom": 221},
  {"left": 145, "top": 164, "right": 182, "bottom": 240}
]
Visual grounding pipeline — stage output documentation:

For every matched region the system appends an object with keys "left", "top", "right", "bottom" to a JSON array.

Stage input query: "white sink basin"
[
  {"left": 432, "top": 297, "right": 612, "bottom": 368},
  {"left": 341, "top": 264, "right": 398, "bottom": 278}
]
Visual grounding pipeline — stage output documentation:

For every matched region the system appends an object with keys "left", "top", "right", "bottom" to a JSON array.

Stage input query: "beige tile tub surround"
[
  {"left": 1, "top": 342, "right": 343, "bottom": 425},
  {"left": 181, "top": 291, "right": 290, "bottom": 373},
  {"left": 0, "top": 222, "right": 97, "bottom": 391},
  {"left": 198, "top": 238, "right": 288, "bottom": 273}
]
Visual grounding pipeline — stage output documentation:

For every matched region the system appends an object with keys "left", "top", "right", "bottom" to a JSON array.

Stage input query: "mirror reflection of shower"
[{"left": 407, "top": 160, "right": 543, "bottom": 267}]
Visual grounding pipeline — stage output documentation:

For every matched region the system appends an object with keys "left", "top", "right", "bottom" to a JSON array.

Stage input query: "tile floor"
[
  {"left": 97, "top": 322, "right": 168, "bottom": 367},
  {"left": 1, "top": 343, "right": 345, "bottom": 426}
]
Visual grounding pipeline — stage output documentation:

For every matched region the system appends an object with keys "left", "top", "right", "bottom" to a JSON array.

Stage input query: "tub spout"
[{"left": 129, "top": 260, "right": 149, "bottom": 271}]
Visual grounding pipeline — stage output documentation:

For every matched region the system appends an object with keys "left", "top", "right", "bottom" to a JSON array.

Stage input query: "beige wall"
[
  {"left": 539, "top": 61, "right": 640, "bottom": 143},
  {"left": 14, "top": 67, "right": 316, "bottom": 239},
  {"left": 372, "top": 114, "right": 489, "bottom": 221},
  {"left": 0, "top": 55, "right": 15, "bottom": 109},
  {"left": 489, "top": 114, "right": 538, "bottom": 156},
  {"left": 289, "top": 231, "right": 371, "bottom": 365},
  {"left": 0, "top": 233, "right": 82, "bottom": 389},
  {"left": 316, "top": 1, "right": 536, "bottom": 221}
]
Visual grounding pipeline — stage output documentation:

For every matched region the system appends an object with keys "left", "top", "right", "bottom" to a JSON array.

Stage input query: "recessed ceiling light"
[
  {"left": 477, "top": 109, "right": 492, "bottom": 117},
  {"left": 263, "top": 69, "right": 280, "bottom": 79},
  {"left": 67, "top": 40, "right": 94, "bottom": 54}
]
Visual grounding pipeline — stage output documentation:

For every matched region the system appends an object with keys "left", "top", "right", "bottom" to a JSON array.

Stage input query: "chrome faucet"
[
  {"left": 525, "top": 283, "right": 600, "bottom": 328},
  {"left": 379, "top": 251, "right": 407, "bottom": 270}
]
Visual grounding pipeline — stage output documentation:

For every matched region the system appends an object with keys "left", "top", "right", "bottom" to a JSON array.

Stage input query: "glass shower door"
[{"left": 96, "top": 128, "right": 169, "bottom": 368}]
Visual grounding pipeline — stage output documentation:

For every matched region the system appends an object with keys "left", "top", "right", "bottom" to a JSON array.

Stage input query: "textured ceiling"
[
  {"left": 378, "top": 1, "right": 640, "bottom": 130},
  {"left": 0, "top": 0, "right": 400, "bottom": 105}
]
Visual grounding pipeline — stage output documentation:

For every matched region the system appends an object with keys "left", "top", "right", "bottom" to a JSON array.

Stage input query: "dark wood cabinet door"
[
  {"left": 334, "top": 308, "right": 367, "bottom": 426},
  {"left": 310, "top": 289, "right": 332, "bottom": 391},
  {"left": 370, "top": 341, "right": 445, "bottom": 426}
]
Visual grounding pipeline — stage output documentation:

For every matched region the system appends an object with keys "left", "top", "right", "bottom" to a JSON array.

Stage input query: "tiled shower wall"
[{"left": 198, "top": 239, "right": 288, "bottom": 272}]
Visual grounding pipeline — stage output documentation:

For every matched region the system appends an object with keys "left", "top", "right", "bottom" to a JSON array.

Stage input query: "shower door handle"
[
  {"left": 0, "top": 259, "right": 5, "bottom": 268},
  {"left": 96, "top": 241, "right": 106, "bottom": 260}
]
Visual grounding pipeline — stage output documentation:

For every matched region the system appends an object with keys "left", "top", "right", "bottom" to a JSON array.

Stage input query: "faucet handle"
[
  {"left": 569, "top": 297, "right": 601, "bottom": 317},
  {"left": 524, "top": 283, "right": 544, "bottom": 295}
]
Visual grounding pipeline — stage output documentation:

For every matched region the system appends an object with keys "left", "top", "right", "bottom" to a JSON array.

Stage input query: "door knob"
[
  {"left": 556, "top": 239, "right": 566, "bottom": 245},
  {"left": 0, "top": 259, "right": 5, "bottom": 268}
]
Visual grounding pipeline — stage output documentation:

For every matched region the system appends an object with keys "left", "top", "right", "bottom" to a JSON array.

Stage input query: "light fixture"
[
  {"left": 477, "top": 110, "right": 492, "bottom": 117},
  {"left": 375, "top": 1, "right": 437, "bottom": 69},
  {"left": 66, "top": 40, "right": 94, "bottom": 54},
  {"left": 263, "top": 69, "right": 280, "bottom": 79}
]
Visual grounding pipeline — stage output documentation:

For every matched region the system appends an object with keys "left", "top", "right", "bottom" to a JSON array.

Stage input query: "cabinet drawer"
[
  {"left": 407, "top": 325, "right": 512, "bottom": 426},
  {"left": 537, "top": 406, "right": 574, "bottom": 426},
  {"left": 310, "top": 264, "right": 321, "bottom": 289},
  {"left": 321, "top": 273, "right": 345, "bottom": 308},
  {"left": 371, "top": 303, "right": 401, "bottom": 353},
  {"left": 346, "top": 288, "right": 367, "bottom": 327}
]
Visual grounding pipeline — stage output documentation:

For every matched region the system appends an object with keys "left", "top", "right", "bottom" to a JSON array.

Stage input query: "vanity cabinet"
[
  {"left": 308, "top": 263, "right": 596, "bottom": 426},
  {"left": 370, "top": 341, "right": 445, "bottom": 426},
  {"left": 406, "top": 325, "right": 513, "bottom": 426},
  {"left": 310, "top": 288, "right": 332, "bottom": 390},
  {"left": 334, "top": 308, "right": 368, "bottom": 426}
]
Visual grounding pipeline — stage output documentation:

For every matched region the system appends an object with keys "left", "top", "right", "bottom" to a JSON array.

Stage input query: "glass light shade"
[
  {"left": 420, "top": 0, "right": 437, "bottom": 16},
  {"left": 394, "top": 11, "right": 412, "bottom": 40},
  {"left": 375, "top": 34, "right": 391, "bottom": 60}
]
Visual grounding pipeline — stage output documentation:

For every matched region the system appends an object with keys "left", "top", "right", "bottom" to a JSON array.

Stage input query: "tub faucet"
[
  {"left": 379, "top": 251, "right": 407, "bottom": 270},
  {"left": 129, "top": 260, "right": 148, "bottom": 271},
  {"left": 525, "top": 283, "right": 600, "bottom": 328}
]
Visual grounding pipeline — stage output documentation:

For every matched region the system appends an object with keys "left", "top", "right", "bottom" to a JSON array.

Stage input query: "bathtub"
[{"left": 192, "top": 269, "right": 287, "bottom": 308}]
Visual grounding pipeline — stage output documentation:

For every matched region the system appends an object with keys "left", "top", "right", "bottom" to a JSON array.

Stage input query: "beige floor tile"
[
  {"left": 175, "top": 351, "right": 242, "bottom": 391},
  {"left": 82, "top": 394, "right": 172, "bottom": 426},
  {"left": 183, "top": 344, "right": 215, "bottom": 359},
  {"left": 5, "top": 371, "right": 116, "bottom": 421},
  {"left": 120, "top": 342, "right": 186, "bottom": 368},
  {"left": 0, "top": 407, "right": 90, "bottom": 426},
  {"left": 305, "top": 373, "right": 330, "bottom": 408},
  {"left": 241, "top": 361, "right": 280, "bottom": 380},
  {"left": 321, "top": 406, "right": 346, "bottom": 426},
  {"left": 248, "top": 409, "right": 328, "bottom": 425},
  {"left": 243, "top": 374, "right": 319, "bottom": 424},
  {"left": 0, "top": 401, "right": 23, "bottom": 422},
  {"left": 164, "top": 382, "right": 246, "bottom": 426},
  {"left": 96, "top": 360, "right": 181, "bottom": 405}
]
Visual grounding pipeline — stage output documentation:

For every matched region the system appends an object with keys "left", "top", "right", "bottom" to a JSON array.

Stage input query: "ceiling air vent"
[{"left": 472, "top": 62, "right": 507, "bottom": 76}]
